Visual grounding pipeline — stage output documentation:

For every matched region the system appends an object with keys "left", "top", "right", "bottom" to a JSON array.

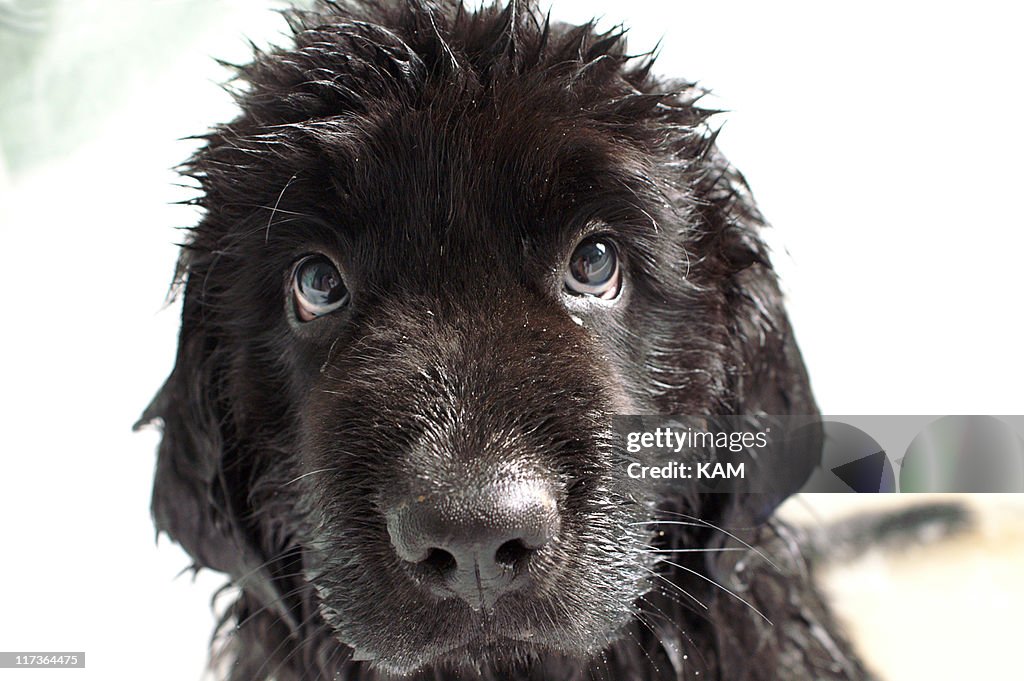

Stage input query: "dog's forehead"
[
  {"left": 299, "top": 101, "right": 660, "bottom": 280},
  {"left": 344, "top": 107, "right": 637, "bottom": 221}
]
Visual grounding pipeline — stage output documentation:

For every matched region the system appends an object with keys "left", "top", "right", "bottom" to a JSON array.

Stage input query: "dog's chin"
[
  {"left": 328, "top": 592, "right": 626, "bottom": 675},
  {"left": 359, "top": 632, "right": 602, "bottom": 676}
]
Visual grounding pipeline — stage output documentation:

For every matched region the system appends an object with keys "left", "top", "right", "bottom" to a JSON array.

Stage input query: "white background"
[{"left": 0, "top": 1, "right": 1021, "bottom": 679}]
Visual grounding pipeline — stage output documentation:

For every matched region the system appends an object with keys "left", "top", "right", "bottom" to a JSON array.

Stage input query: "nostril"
[
  {"left": 494, "top": 538, "right": 532, "bottom": 569},
  {"left": 421, "top": 547, "right": 457, "bottom": 575},
  {"left": 386, "top": 479, "right": 559, "bottom": 606}
]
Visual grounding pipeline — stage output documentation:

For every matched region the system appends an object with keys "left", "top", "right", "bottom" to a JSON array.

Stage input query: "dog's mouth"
[
  {"left": 322, "top": 581, "right": 623, "bottom": 667},
  {"left": 314, "top": 543, "right": 646, "bottom": 675},
  {"left": 348, "top": 625, "right": 602, "bottom": 674}
]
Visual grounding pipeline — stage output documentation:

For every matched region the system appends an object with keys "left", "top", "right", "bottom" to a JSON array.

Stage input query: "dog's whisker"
[
  {"left": 225, "top": 549, "right": 302, "bottom": 592},
  {"left": 265, "top": 173, "right": 299, "bottom": 244},
  {"left": 637, "top": 565, "right": 708, "bottom": 611},
  {"left": 319, "top": 337, "right": 343, "bottom": 374},
  {"left": 230, "top": 581, "right": 315, "bottom": 632},
  {"left": 629, "top": 605, "right": 673, "bottom": 659},
  {"left": 287, "top": 620, "right": 346, "bottom": 681},
  {"left": 304, "top": 643, "right": 350, "bottom": 681},
  {"left": 254, "top": 609, "right": 329, "bottom": 681},
  {"left": 637, "top": 515, "right": 781, "bottom": 572},
  {"left": 644, "top": 584, "right": 698, "bottom": 614},
  {"left": 659, "top": 558, "right": 773, "bottom": 626},
  {"left": 635, "top": 597, "right": 710, "bottom": 676},
  {"left": 630, "top": 607, "right": 682, "bottom": 671},
  {"left": 622, "top": 627, "right": 664, "bottom": 677},
  {"left": 639, "top": 546, "right": 748, "bottom": 554},
  {"left": 283, "top": 468, "right": 341, "bottom": 488}
]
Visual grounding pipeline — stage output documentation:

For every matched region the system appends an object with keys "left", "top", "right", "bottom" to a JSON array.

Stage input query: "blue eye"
[
  {"left": 292, "top": 255, "right": 349, "bottom": 321},
  {"left": 564, "top": 238, "right": 621, "bottom": 299}
]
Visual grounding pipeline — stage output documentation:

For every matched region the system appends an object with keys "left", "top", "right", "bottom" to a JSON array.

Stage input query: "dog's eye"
[
  {"left": 564, "top": 237, "right": 621, "bottom": 299},
  {"left": 292, "top": 255, "right": 349, "bottom": 321}
]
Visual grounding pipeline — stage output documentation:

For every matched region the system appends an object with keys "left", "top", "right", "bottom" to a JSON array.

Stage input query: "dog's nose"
[{"left": 386, "top": 480, "right": 559, "bottom": 609}]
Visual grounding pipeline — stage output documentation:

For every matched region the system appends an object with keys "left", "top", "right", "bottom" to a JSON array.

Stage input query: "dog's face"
[{"left": 142, "top": 2, "right": 818, "bottom": 678}]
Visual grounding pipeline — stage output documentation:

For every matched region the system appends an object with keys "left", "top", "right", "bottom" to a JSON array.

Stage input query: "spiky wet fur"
[{"left": 141, "top": 1, "right": 873, "bottom": 679}]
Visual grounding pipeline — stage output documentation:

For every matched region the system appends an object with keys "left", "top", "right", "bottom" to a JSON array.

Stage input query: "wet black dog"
[{"left": 141, "top": 1, "right": 873, "bottom": 679}]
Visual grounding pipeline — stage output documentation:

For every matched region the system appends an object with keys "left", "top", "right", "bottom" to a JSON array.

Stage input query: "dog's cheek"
[{"left": 284, "top": 362, "right": 469, "bottom": 663}]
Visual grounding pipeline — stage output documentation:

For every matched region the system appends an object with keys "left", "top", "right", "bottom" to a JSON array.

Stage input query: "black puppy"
[{"left": 141, "top": 1, "right": 873, "bottom": 679}]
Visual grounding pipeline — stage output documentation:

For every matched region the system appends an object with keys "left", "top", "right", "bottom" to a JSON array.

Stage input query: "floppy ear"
[
  {"left": 138, "top": 276, "right": 235, "bottom": 572},
  {"left": 727, "top": 262, "right": 822, "bottom": 525},
  {"left": 137, "top": 273, "right": 290, "bottom": 619},
  {"left": 710, "top": 163, "right": 822, "bottom": 526}
]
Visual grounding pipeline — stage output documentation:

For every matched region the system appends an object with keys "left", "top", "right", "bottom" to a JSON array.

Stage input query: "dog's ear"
[
  {"left": 727, "top": 265, "right": 822, "bottom": 525},
  {"left": 137, "top": 274, "right": 245, "bottom": 574},
  {"left": 137, "top": 273, "right": 286, "bottom": 617},
  {"left": 707, "top": 162, "right": 822, "bottom": 526}
]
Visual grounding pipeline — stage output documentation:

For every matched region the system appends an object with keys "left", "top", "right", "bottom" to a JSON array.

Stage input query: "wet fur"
[{"left": 140, "top": 1, "right": 873, "bottom": 679}]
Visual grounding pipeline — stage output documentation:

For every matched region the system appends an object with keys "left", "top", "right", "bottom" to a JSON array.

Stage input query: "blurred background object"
[
  {"left": 780, "top": 495, "right": 1024, "bottom": 681},
  {"left": 1, "top": 0, "right": 251, "bottom": 178}
]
